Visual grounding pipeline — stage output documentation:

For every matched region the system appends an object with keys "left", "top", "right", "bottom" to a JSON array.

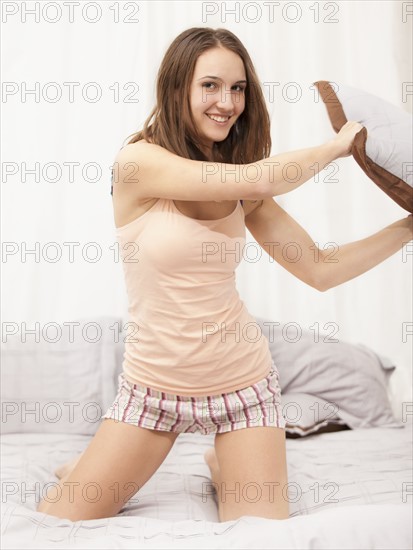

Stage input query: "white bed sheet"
[{"left": 1, "top": 419, "right": 412, "bottom": 549}]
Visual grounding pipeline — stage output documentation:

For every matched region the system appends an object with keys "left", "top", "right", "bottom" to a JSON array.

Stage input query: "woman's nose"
[{"left": 215, "top": 88, "right": 237, "bottom": 110}]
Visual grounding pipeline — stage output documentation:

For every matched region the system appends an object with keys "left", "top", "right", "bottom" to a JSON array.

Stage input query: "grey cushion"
[
  {"left": 0, "top": 316, "right": 123, "bottom": 435},
  {"left": 255, "top": 316, "right": 403, "bottom": 432}
]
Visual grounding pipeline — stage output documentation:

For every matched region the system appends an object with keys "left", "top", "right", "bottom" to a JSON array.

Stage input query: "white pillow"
[{"left": 314, "top": 80, "right": 413, "bottom": 213}]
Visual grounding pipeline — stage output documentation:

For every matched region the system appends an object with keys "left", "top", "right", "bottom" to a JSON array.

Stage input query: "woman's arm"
[
  {"left": 319, "top": 214, "right": 413, "bottom": 291},
  {"left": 113, "top": 122, "right": 362, "bottom": 202},
  {"left": 257, "top": 140, "right": 340, "bottom": 197},
  {"left": 258, "top": 120, "right": 363, "bottom": 197},
  {"left": 245, "top": 199, "right": 412, "bottom": 292}
]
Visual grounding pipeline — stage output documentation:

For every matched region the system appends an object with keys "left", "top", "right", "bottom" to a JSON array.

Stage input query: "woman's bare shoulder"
[
  {"left": 119, "top": 138, "right": 166, "bottom": 159},
  {"left": 122, "top": 138, "right": 150, "bottom": 151}
]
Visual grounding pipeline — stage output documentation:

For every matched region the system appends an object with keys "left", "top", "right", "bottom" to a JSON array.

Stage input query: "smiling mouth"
[{"left": 206, "top": 114, "right": 231, "bottom": 124}]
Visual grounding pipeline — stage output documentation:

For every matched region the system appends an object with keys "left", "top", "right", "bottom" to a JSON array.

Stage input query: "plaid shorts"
[{"left": 101, "top": 361, "right": 286, "bottom": 435}]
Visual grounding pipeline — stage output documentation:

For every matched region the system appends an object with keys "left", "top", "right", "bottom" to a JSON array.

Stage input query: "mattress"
[{"left": 1, "top": 418, "right": 411, "bottom": 549}]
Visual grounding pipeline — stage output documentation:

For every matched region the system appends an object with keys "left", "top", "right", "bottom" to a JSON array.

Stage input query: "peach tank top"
[{"left": 116, "top": 197, "right": 273, "bottom": 397}]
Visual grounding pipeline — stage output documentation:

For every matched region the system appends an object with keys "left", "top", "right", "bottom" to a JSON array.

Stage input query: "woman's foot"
[
  {"left": 203, "top": 446, "right": 222, "bottom": 513},
  {"left": 54, "top": 453, "right": 83, "bottom": 479}
]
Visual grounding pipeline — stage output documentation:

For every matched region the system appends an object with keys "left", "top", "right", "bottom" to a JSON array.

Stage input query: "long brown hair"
[{"left": 124, "top": 27, "right": 271, "bottom": 164}]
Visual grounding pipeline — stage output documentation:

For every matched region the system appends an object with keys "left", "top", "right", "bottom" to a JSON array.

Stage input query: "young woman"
[{"left": 37, "top": 27, "right": 412, "bottom": 523}]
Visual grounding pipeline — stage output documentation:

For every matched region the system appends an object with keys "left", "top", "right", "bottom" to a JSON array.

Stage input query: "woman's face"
[{"left": 189, "top": 46, "right": 246, "bottom": 157}]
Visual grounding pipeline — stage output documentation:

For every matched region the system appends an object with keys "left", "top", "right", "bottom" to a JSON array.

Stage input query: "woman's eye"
[{"left": 202, "top": 83, "right": 245, "bottom": 92}]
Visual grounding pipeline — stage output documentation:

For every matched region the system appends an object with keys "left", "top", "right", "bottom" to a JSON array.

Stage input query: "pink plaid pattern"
[{"left": 101, "top": 361, "right": 286, "bottom": 435}]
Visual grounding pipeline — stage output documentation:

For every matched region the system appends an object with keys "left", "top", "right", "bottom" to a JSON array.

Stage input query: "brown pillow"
[{"left": 314, "top": 80, "right": 413, "bottom": 213}]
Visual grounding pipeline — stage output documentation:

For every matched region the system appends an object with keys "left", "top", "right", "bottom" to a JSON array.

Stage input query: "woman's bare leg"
[{"left": 37, "top": 419, "right": 179, "bottom": 521}]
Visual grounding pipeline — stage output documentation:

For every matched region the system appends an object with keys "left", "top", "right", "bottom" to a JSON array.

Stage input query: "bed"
[{"left": 1, "top": 315, "right": 411, "bottom": 549}]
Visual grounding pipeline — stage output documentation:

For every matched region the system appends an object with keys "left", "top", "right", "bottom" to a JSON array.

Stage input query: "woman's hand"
[{"left": 329, "top": 121, "right": 364, "bottom": 158}]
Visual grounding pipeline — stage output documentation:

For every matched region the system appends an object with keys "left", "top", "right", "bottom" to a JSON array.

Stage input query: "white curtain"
[{"left": 2, "top": 1, "right": 412, "bottom": 413}]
